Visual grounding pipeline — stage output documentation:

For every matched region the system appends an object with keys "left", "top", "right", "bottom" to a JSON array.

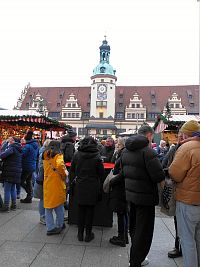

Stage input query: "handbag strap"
[{"left": 48, "top": 161, "right": 65, "bottom": 180}]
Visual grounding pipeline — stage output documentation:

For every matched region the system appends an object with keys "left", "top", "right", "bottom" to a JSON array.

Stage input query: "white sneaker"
[
  {"left": 39, "top": 216, "right": 46, "bottom": 225},
  {"left": 141, "top": 258, "right": 149, "bottom": 266}
]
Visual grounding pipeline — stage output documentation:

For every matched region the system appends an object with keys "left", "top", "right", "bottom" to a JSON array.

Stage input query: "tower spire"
[{"left": 99, "top": 36, "right": 110, "bottom": 63}]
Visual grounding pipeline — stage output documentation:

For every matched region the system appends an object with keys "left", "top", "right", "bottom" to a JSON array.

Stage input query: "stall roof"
[
  {"left": 169, "top": 115, "right": 200, "bottom": 122},
  {"left": 0, "top": 110, "right": 42, "bottom": 116}
]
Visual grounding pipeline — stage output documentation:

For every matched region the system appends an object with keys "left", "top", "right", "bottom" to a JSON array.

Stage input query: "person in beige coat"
[{"left": 169, "top": 120, "right": 200, "bottom": 267}]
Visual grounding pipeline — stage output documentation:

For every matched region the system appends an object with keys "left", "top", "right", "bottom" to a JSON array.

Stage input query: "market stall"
[
  {"left": 153, "top": 114, "right": 200, "bottom": 145},
  {"left": 0, "top": 110, "right": 69, "bottom": 144}
]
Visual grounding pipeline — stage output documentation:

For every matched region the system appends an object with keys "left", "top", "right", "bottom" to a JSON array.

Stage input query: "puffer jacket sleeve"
[
  {"left": 144, "top": 149, "right": 165, "bottom": 183},
  {"left": 169, "top": 146, "right": 191, "bottom": 182},
  {"left": 0, "top": 147, "right": 14, "bottom": 159}
]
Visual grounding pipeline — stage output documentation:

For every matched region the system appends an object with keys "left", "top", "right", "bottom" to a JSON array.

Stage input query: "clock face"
[{"left": 97, "top": 84, "right": 107, "bottom": 100}]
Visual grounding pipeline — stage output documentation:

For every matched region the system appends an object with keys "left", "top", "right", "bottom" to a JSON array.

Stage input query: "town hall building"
[{"left": 15, "top": 37, "right": 199, "bottom": 138}]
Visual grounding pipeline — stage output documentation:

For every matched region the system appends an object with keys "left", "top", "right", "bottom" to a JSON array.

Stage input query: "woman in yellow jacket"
[{"left": 43, "top": 140, "right": 68, "bottom": 235}]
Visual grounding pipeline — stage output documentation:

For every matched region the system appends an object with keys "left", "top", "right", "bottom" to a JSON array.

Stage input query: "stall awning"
[{"left": 85, "top": 124, "right": 117, "bottom": 130}]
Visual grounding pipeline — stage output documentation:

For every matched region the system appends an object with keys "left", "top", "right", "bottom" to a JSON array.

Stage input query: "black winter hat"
[{"left": 67, "top": 129, "right": 77, "bottom": 138}]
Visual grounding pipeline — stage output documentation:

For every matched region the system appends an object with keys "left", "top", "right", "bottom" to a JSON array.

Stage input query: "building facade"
[{"left": 15, "top": 37, "right": 199, "bottom": 138}]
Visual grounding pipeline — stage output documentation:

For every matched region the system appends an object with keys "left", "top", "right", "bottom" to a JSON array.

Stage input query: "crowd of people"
[{"left": 0, "top": 121, "right": 199, "bottom": 267}]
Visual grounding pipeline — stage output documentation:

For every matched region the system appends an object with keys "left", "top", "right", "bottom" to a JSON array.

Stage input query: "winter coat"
[
  {"left": 100, "top": 145, "right": 115, "bottom": 163},
  {"left": 69, "top": 143, "right": 105, "bottom": 206},
  {"left": 37, "top": 146, "right": 45, "bottom": 182},
  {"left": 0, "top": 142, "right": 22, "bottom": 184},
  {"left": 121, "top": 135, "right": 165, "bottom": 206},
  {"left": 22, "top": 139, "right": 39, "bottom": 172},
  {"left": 156, "top": 146, "right": 168, "bottom": 163},
  {"left": 61, "top": 136, "right": 75, "bottom": 163},
  {"left": 109, "top": 148, "right": 127, "bottom": 213},
  {"left": 169, "top": 139, "right": 200, "bottom": 205},
  {"left": 43, "top": 152, "right": 67, "bottom": 209}
]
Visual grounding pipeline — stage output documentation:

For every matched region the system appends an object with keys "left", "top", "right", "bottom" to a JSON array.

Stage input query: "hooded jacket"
[
  {"left": 69, "top": 142, "right": 104, "bottom": 205},
  {"left": 0, "top": 142, "right": 22, "bottom": 184},
  {"left": 60, "top": 135, "right": 75, "bottom": 163},
  {"left": 121, "top": 135, "right": 165, "bottom": 206},
  {"left": 43, "top": 152, "right": 67, "bottom": 209},
  {"left": 22, "top": 139, "right": 39, "bottom": 172}
]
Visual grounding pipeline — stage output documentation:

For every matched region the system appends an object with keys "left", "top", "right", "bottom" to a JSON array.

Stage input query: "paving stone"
[
  {"left": 81, "top": 246, "right": 129, "bottom": 267},
  {"left": 61, "top": 224, "right": 102, "bottom": 247},
  {"left": 0, "top": 241, "right": 44, "bottom": 267},
  {"left": 23, "top": 223, "right": 68, "bottom": 244},
  {"left": 31, "top": 244, "right": 85, "bottom": 267},
  {"left": 0, "top": 210, "right": 39, "bottom": 241},
  {"left": 174, "top": 256, "right": 183, "bottom": 267},
  {"left": 147, "top": 249, "right": 178, "bottom": 267},
  {"left": 0, "top": 209, "right": 22, "bottom": 227}
]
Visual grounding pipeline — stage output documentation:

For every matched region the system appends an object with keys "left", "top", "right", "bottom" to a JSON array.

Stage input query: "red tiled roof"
[{"left": 20, "top": 85, "right": 199, "bottom": 114}]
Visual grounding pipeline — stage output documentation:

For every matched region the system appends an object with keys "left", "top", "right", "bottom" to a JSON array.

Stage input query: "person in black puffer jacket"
[
  {"left": 108, "top": 137, "right": 128, "bottom": 247},
  {"left": 0, "top": 137, "right": 22, "bottom": 212},
  {"left": 69, "top": 136, "right": 104, "bottom": 242},
  {"left": 60, "top": 129, "right": 77, "bottom": 163},
  {"left": 121, "top": 125, "right": 165, "bottom": 267}
]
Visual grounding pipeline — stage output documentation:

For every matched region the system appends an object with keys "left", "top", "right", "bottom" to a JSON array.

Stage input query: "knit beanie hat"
[
  {"left": 180, "top": 120, "right": 200, "bottom": 137},
  {"left": 24, "top": 130, "right": 34, "bottom": 141}
]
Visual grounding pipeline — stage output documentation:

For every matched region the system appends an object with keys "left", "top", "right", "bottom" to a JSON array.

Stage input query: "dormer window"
[
  {"left": 72, "top": 103, "right": 76, "bottom": 108},
  {"left": 57, "top": 103, "right": 61, "bottom": 107}
]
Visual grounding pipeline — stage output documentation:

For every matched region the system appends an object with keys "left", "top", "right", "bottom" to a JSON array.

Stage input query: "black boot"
[
  {"left": 109, "top": 233, "right": 126, "bottom": 247},
  {"left": 168, "top": 248, "right": 182, "bottom": 258},
  {"left": 85, "top": 229, "right": 95, "bottom": 242},
  {"left": 10, "top": 202, "right": 17, "bottom": 211},
  {"left": 125, "top": 232, "right": 129, "bottom": 244},
  {"left": 20, "top": 197, "right": 32, "bottom": 203}
]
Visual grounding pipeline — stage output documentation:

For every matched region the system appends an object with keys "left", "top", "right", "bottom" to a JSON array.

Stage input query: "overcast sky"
[{"left": 0, "top": 0, "right": 199, "bottom": 109}]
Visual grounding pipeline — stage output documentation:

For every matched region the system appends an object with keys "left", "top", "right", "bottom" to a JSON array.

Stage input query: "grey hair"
[
  {"left": 138, "top": 125, "right": 154, "bottom": 136},
  {"left": 43, "top": 139, "right": 51, "bottom": 148},
  {"left": 117, "top": 137, "right": 125, "bottom": 147}
]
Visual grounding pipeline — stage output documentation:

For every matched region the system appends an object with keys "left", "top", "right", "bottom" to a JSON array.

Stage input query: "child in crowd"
[{"left": 43, "top": 140, "right": 68, "bottom": 235}]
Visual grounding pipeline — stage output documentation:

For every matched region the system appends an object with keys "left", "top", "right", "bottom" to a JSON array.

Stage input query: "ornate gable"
[{"left": 125, "top": 92, "right": 146, "bottom": 120}]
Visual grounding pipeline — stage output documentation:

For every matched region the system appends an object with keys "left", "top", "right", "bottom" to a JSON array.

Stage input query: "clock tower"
[{"left": 90, "top": 37, "right": 117, "bottom": 119}]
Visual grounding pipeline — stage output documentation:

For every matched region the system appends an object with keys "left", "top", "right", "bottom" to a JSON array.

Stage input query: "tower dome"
[{"left": 93, "top": 37, "right": 116, "bottom": 76}]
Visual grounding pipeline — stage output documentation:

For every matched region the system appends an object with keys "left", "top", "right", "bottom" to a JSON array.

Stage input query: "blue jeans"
[
  {"left": 38, "top": 199, "right": 45, "bottom": 217},
  {"left": 176, "top": 201, "right": 200, "bottom": 267},
  {"left": 45, "top": 204, "right": 64, "bottom": 231},
  {"left": 16, "top": 183, "right": 21, "bottom": 196},
  {"left": 4, "top": 182, "right": 16, "bottom": 205}
]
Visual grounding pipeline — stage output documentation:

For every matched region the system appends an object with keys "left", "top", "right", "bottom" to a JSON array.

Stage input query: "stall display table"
[{"left": 67, "top": 162, "right": 114, "bottom": 227}]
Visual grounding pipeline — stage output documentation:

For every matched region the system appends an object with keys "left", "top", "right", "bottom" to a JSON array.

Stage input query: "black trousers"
[
  {"left": 117, "top": 211, "right": 128, "bottom": 236},
  {"left": 20, "top": 170, "right": 33, "bottom": 199},
  {"left": 129, "top": 203, "right": 155, "bottom": 267},
  {"left": 78, "top": 204, "right": 95, "bottom": 232},
  {"left": 174, "top": 216, "right": 181, "bottom": 252}
]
